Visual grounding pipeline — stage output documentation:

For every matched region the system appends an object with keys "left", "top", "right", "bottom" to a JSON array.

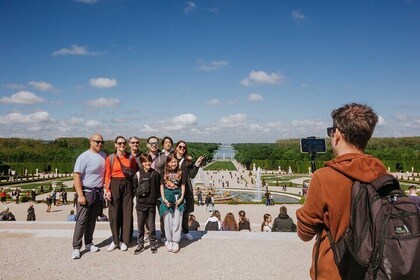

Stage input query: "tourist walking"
[
  {"left": 27, "top": 203, "right": 36, "bottom": 221},
  {"left": 71, "top": 134, "right": 106, "bottom": 260},
  {"left": 105, "top": 136, "right": 137, "bottom": 252}
]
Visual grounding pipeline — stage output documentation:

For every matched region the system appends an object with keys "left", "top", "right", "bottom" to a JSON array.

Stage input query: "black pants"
[
  {"left": 108, "top": 178, "right": 133, "bottom": 246},
  {"left": 136, "top": 207, "right": 156, "bottom": 245},
  {"left": 72, "top": 190, "right": 103, "bottom": 249}
]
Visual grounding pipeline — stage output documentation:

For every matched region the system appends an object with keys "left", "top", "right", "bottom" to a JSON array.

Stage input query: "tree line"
[
  {"left": 233, "top": 137, "right": 420, "bottom": 172},
  {"left": 0, "top": 137, "right": 219, "bottom": 175}
]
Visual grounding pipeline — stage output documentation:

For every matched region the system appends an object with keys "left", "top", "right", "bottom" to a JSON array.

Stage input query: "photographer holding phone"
[{"left": 174, "top": 140, "right": 204, "bottom": 241}]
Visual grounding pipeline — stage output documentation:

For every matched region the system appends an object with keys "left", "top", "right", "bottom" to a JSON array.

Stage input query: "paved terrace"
[{"left": 0, "top": 202, "right": 313, "bottom": 280}]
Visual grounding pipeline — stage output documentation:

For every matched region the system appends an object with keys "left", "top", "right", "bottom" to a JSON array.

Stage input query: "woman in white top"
[{"left": 261, "top": 213, "right": 272, "bottom": 232}]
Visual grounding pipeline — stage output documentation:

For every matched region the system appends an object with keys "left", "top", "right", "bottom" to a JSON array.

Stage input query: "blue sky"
[{"left": 0, "top": 0, "right": 419, "bottom": 143}]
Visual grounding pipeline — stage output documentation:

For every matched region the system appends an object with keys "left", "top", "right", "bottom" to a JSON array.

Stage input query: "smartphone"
[{"left": 300, "top": 138, "right": 326, "bottom": 153}]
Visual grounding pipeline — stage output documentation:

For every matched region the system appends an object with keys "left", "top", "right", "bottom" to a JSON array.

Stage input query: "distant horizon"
[{"left": 1, "top": 1, "right": 419, "bottom": 142}]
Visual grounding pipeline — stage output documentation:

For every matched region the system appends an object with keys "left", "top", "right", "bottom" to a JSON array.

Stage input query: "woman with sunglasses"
[
  {"left": 174, "top": 140, "right": 204, "bottom": 240},
  {"left": 104, "top": 136, "right": 137, "bottom": 252}
]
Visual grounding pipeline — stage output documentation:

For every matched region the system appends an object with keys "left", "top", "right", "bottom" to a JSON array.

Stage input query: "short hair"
[
  {"left": 280, "top": 206, "right": 287, "bottom": 215},
  {"left": 139, "top": 153, "right": 153, "bottom": 164},
  {"left": 161, "top": 136, "right": 173, "bottom": 146},
  {"left": 408, "top": 185, "right": 417, "bottom": 191},
  {"left": 331, "top": 103, "right": 378, "bottom": 151},
  {"left": 70, "top": 210, "right": 74, "bottom": 215},
  {"left": 147, "top": 136, "right": 159, "bottom": 143}
]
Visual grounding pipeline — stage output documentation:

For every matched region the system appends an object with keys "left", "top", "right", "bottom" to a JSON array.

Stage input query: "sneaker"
[
  {"left": 120, "top": 242, "right": 128, "bottom": 251},
  {"left": 172, "top": 242, "right": 179, "bottom": 253},
  {"left": 107, "top": 242, "right": 118, "bottom": 252},
  {"left": 71, "top": 249, "right": 80, "bottom": 260},
  {"left": 166, "top": 242, "right": 173, "bottom": 252},
  {"left": 85, "top": 243, "right": 99, "bottom": 252},
  {"left": 164, "top": 240, "right": 169, "bottom": 246},
  {"left": 183, "top": 232, "right": 193, "bottom": 241},
  {"left": 150, "top": 242, "right": 157, "bottom": 254},
  {"left": 134, "top": 244, "right": 144, "bottom": 255}
]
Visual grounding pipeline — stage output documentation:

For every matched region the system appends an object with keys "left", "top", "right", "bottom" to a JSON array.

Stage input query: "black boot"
[{"left": 134, "top": 244, "right": 144, "bottom": 255}]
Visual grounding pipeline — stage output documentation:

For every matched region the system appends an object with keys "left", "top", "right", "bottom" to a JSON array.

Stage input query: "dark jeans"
[
  {"left": 136, "top": 207, "right": 156, "bottom": 245},
  {"left": 108, "top": 178, "right": 133, "bottom": 246},
  {"left": 72, "top": 190, "right": 103, "bottom": 249}
]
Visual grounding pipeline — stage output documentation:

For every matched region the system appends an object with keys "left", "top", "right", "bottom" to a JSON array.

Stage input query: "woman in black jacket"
[
  {"left": 174, "top": 140, "right": 204, "bottom": 240},
  {"left": 132, "top": 153, "right": 161, "bottom": 254}
]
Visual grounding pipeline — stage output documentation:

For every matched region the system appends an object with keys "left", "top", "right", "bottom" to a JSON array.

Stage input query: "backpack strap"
[{"left": 314, "top": 231, "right": 322, "bottom": 280}]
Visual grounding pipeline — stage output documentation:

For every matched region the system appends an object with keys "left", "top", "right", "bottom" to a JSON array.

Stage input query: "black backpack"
[{"left": 324, "top": 174, "right": 420, "bottom": 280}]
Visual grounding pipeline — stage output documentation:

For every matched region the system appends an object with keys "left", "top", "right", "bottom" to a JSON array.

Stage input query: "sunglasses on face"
[
  {"left": 148, "top": 142, "right": 158, "bottom": 146},
  {"left": 178, "top": 145, "right": 186, "bottom": 150},
  {"left": 117, "top": 142, "right": 126, "bottom": 145},
  {"left": 92, "top": 140, "right": 105, "bottom": 145},
  {"left": 131, "top": 142, "right": 139, "bottom": 144},
  {"left": 327, "top": 127, "right": 336, "bottom": 137}
]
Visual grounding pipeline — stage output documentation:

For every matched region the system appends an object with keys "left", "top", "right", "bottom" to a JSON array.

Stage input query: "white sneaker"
[
  {"left": 120, "top": 242, "right": 128, "bottom": 251},
  {"left": 183, "top": 232, "right": 193, "bottom": 241},
  {"left": 107, "top": 242, "right": 118, "bottom": 252},
  {"left": 164, "top": 240, "right": 169, "bottom": 246},
  {"left": 85, "top": 243, "right": 99, "bottom": 252},
  {"left": 71, "top": 249, "right": 80, "bottom": 259},
  {"left": 172, "top": 242, "right": 179, "bottom": 253},
  {"left": 166, "top": 242, "right": 173, "bottom": 252}
]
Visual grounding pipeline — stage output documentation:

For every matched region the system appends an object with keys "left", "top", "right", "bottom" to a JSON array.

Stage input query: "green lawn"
[{"left": 204, "top": 161, "right": 237, "bottom": 171}]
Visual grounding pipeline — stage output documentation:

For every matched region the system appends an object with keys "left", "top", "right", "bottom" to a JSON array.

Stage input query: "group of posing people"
[
  {"left": 71, "top": 134, "right": 204, "bottom": 259},
  {"left": 187, "top": 206, "right": 296, "bottom": 232}
]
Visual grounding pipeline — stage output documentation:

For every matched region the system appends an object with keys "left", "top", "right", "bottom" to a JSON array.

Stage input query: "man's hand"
[{"left": 78, "top": 194, "right": 87, "bottom": 206}]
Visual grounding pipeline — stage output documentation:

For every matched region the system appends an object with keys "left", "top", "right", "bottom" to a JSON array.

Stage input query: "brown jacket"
[{"left": 296, "top": 153, "right": 387, "bottom": 280}]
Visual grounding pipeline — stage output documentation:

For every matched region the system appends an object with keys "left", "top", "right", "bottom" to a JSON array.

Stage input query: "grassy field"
[{"left": 204, "top": 161, "right": 237, "bottom": 171}]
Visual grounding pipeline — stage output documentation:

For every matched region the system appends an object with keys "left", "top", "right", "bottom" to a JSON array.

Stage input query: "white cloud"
[
  {"left": 28, "top": 81, "right": 57, "bottom": 92},
  {"left": 172, "top": 113, "right": 198, "bottom": 126},
  {"left": 51, "top": 45, "right": 105, "bottom": 56},
  {"left": 84, "top": 120, "right": 102, "bottom": 127},
  {"left": 140, "top": 124, "right": 159, "bottom": 133},
  {"left": 241, "top": 70, "right": 284, "bottom": 86},
  {"left": 217, "top": 113, "right": 247, "bottom": 128},
  {"left": 292, "top": 10, "right": 306, "bottom": 21},
  {"left": 248, "top": 93, "right": 263, "bottom": 102},
  {"left": 197, "top": 60, "right": 229, "bottom": 71},
  {"left": 0, "top": 111, "right": 51, "bottom": 124},
  {"left": 377, "top": 115, "right": 386, "bottom": 126},
  {"left": 0, "top": 91, "right": 45, "bottom": 104},
  {"left": 2, "top": 83, "right": 25, "bottom": 90},
  {"left": 68, "top": 117, "right": 84, "bottom": 124},
  {"left": 86, "top": 97, "right": 120, "bottom": 107},
  {"left": 89, "top": 77, "right": 117, "bottom": 88},
  {"left": 291, "top": 119, "right": 325, "bottom": 127},
  {"left": 207, "top": 98, "right": 220, "bottom": 105},
  {"left": 74, "top": 0, "right": 97, "bottom": 4},
  {"left": 185, "top": 1, "right": 197, "bottom": 14}
]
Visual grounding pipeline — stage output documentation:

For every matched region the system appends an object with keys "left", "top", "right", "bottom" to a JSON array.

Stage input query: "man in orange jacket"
[{"left": 296, "top": 103, "right": 387, "bottom": 280}]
